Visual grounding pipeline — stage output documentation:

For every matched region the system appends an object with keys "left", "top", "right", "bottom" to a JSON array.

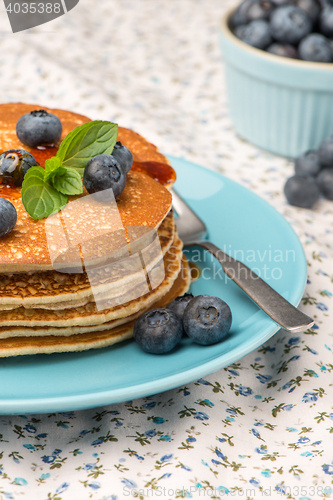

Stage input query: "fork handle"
[{"left": 195, "top": 241, "right": 314, "bottom": 333}]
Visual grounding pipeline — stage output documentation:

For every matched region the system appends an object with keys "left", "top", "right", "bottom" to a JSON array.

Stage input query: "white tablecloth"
[{"left": 0, "top": 0, "right": 332, "bottom": 498}]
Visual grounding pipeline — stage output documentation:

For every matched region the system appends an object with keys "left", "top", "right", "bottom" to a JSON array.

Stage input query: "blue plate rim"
[{"left": 0, "top": 156, "right": 308, "bottom": 414}]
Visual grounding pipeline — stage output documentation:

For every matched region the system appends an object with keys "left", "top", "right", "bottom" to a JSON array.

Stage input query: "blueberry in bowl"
[
  {"left": 319, "top": 5, "right": 333, "bottom": 37},
  {"left": 220, "top": 3, "right": 333, "bottom": 157},
  {"left": 267, "top": 43, "right": 299, "bottom": 58},
  {"left": 235, "top": 19, "right": 273, "bottom": 49},
  {"left": 299, "top": 33, "right": 333, "bottom": 62},
  {"left": 270, "top": 6, "right": 312, "bottom": 45},
  {"left": 232, "top": 0, "right": 275, "bottom": 27},
  {"left": 16, "top": 109, "right": 62, "bottom": 148},
  {"left": 295, "top": 0, "right": 320, "bottom": 23}
]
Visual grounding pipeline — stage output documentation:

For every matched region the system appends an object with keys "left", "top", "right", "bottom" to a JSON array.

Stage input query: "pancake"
[
  {"left": 0, "top": 233, "right": 183, "bottom": 328},
  {"left": 0, "top": 103, "right": 171, "bottom": 171},
  {"left": 0, "top": 170, "right": 172, "bottom": 273},
  {"left": 0, "top": 249, "right": 188, "bottom": 338},
  {"left": 0, "top": 103, "right": 187, "bottom": 358},
  {"left": 0, "top": 210, "right": 175, "bottom": 310},
  {"left": 0, "top": 255, "right": 190, "bottom": 357},
  {"left": 0, "top": 103, "right": 175, "bottom": 273}
]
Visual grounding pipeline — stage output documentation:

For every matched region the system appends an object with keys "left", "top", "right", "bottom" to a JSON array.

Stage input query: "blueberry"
[
  {"left": 299, "top": 33, "right": 333, "bottom": 61},
  {"left": 294, "top": 0, "right": 320, "bottom": 22},
  {"left": 0, "top": 198, "right": 17, "bottom": 238},
  {"left": 295, "top": 150, "right": 322, "bottom": 176},
  {"left": 284, "top": 175, "right": 321, "bottom": 208},
  {"left": 270, "top": 6, "right": 312, "bottom": 44},
  {"left": 318, "top": 136, "right": 333, "bottom": 167},
  {"left": 16, "top": 110, "right": 62, "bottom": 149},
  {"left": 267, "top": 43, "right": 299, "bottom": 58},
  {"left": 83, "top": 154, "right": 126, "bottom": 199},
  {"left": 316, "top": 168, "right": 333, "bottom": 199},
  {"left": 235, "top": 20, "right": 272, "bottom": 49},
  {"left": 0, "top": 149, "right": 38, "bottom": 187},
  {"left": 232, "top": 0, "right": 256, "bottom": 27},
  {"left": 133, "top": 308, "right": 183, "bottom": 354},
  {"left": 247, "top": 0, "right": 274, "bottom": 19},
  {"left": 319, "top": 6, "right": 333, "bottom": 37},
  {"left": 111, "top": 141, "right": 133, "bottom": 174},
  {"left": 167, "top": 293, "right": 194, "bottom": 321},
  {"left": 232, "top": 0, "right": 274, "bottom": 27},
  {"left": 183, "top": 295, "right": 232, "bottom": 346}
]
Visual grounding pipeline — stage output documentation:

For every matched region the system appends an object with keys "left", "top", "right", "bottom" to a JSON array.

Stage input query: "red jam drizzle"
[{"left": 132, "top": 161, "right": 176, "bottom": 187}]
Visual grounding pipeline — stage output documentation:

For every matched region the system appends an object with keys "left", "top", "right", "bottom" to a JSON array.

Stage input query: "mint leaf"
[
  {"left": 45, "top": 157, "right": 82, "bottom": 195},
  {"left": 56, "top": 121, "right": 118, "bottom": 176},
  {"left": 21, "top": 167, "right": 68, "bottom": 220},
  {"left": 54, "top": 191, "right": 68, "bottom": 212},
  {"left": 52, "top": 167, "right": 83, "bottom": 196},
  {"left": 21, "top": 166, "right": 45, "bottom": 197},
  {"left": 44, "top": 156, "right": 65, "bottom": 182},
  {"left": 21, "top": 120, "right": 119, "bottom": 219}
]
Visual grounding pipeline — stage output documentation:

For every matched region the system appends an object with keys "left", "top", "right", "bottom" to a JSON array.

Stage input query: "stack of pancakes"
[{"left": 0, "top": 103, "right": 190, "bottom": 357}]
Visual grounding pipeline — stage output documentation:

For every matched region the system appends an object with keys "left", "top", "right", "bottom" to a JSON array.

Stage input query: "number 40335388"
[{"left": 5, "top": 3, "right": 62, "bottom": 14}]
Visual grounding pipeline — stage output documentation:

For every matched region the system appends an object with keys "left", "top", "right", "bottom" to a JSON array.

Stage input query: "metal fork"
[{"left": 171, "top": 188, "right": 314, "bottom": 333}]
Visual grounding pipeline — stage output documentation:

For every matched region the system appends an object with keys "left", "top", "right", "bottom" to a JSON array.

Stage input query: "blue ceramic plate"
[{"left": 0, "top": 157, "right": 307, "bottom": 415}]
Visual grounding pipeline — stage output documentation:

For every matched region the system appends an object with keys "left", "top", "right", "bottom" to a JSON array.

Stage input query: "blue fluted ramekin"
[{"left": 220, "top": 9, "right": 333, "bottom": 158}]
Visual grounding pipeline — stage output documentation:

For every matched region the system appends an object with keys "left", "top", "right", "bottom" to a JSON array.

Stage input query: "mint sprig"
[
  {"left": 52, "top": 168, "right": 83, "bottom": 195},
  {"left": 21, "top": 120, "right": 118, "bottom": 220},
  {"left": 44, "top": 156, "right": 65, "bottom": 182}
]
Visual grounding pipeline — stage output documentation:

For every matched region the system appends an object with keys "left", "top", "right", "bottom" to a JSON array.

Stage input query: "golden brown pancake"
[
  {"left": 0, "top": 171, "right": 172, "bottom": 273},
  {"left": 0, "top": 210, "right": 176, "bottom": 310},
  {"left": 0, "top": 256, "right": 190, "bottom": 357},
  {"left": 0, "top": 103, "right": 175, "bottom": 273},
  {"left": 0, "top": 211, "right": 176, "bottom": 308},
  {"left": 0, "top": 233, "right": 183, "bottom": 328},
  {"left": 0, "top": 103, "right": 186, "bottom": 358},
  {"left": 0, "top": 103, "right": 172, "bottom": 170},
  {"left": 0, "top": 240, "right": 185, "bottom": 338}
]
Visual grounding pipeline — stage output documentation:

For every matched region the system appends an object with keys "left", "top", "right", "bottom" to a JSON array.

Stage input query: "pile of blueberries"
[
  {"left": 284, "top": 135, "right": 333, "bottom": 207},
  {"left": 133, "top": 294, "right": 232, "bottom": 354},
  {"left": 232, "top": 0, "right": 333, "bottom": 62}
]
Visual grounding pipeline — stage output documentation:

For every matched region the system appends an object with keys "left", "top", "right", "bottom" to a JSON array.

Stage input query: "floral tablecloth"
[{"left": 0, "top": 0, "right": 332, "bottom": 498}]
